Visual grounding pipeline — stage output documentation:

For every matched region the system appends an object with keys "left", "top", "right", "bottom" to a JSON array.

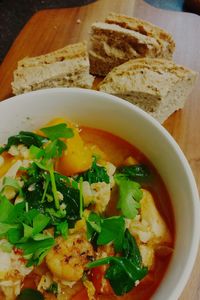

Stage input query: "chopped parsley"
[
  {"left": 0, "top": 194, "right": 54, "bottom": 266},
  {"left": 86, "top": 212, "right": 125, "bottom": 252},
  {"left": 114, "top": 174, "right": 143, "bottom": 219}
]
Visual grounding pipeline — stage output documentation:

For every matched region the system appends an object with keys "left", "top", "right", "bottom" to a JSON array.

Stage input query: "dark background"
[
  {"left": 0, "top": 0, "right": 96, "bottom": 63},
  {"left": 0, "top": 0, "right": 199, "bottom": 64}
]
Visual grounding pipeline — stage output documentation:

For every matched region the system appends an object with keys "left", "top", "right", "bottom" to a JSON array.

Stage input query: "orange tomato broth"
[
  {"left": 24, "top": 120, "right": 174, "bottom": 299},
  {"left": 79, "top": 126, "right": 175, "bottom": 300}
]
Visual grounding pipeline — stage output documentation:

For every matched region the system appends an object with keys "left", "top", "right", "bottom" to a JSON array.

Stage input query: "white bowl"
[{"left": 0, "top": 88, "right": 199, "bottom": 300}]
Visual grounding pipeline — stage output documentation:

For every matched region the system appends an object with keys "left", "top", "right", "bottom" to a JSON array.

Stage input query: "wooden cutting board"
[{"left": 0, "top": 0, "right": 200, "bottom": 299}]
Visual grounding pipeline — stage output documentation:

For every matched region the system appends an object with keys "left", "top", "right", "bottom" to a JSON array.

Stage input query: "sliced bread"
[
  {"left": 99, "top": 58, "right": 198, "bottom": 123},
  {"left": 89, "top": 13, "right": 175, "bottom": 76},
  {"left": 12, "top": 42, "right": 94, "bottom": 95},
  {"left": 106, "top": 13, "right": 175, "bottom": 59}
]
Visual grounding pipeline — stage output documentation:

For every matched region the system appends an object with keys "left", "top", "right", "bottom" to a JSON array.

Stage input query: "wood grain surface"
[{"left": 0, "top": 0, "right": 199, "bottom": 298}]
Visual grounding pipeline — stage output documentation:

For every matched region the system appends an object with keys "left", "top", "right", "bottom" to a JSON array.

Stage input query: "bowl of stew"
[{"left": 0, "top": 88, "right": 199, "bottom": 300}]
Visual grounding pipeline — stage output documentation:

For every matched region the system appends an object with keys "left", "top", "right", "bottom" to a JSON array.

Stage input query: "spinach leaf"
[
  {"left": 115, "top": 174, "right": 143, "bottom": 219},
  {"left": 54, "top": 173, "right": 80, "bottom": 227},
  {"left": 105, "top": 256, "right": 147, "bottom": 295},
  {"left": 22, "top": 164, "right": 47, "bottom": 213},
  {"left": 78, "top": 158, "right": 110, "bottom": 184},
  {"left": 0, "top": 131, "right": 46, "bottom": 154},
  {"left": 116, "top": 164, "right": 151, "bottom": 182},
  {"left": 17, "top": 288, "right": 44, "bottom": 300},
  {"left": 87, "top": 229, "right": 148, "bottom": 296},
  {"left": 22, "top": 165, "right": 81, "bottom": 228},
  {"left": 57, "top": 180, "right": 80, "bottom": 228},
  {"left": 122, "top": 229, "right": 142, "bottom": 266}
]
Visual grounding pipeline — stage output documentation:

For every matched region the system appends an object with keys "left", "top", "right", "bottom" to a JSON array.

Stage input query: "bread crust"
[
  {"left": 18, "top": 42, "right": 88, "bottom": 67},
  {"left": 12, "top": 42, "right": 94, "bottom": 95},
  {"left": 99, "top": 58, "right": 198, "bottom": 123},
  {"left": 89, "top": 13, "right": 175, "bottom": 76},
  {"left": 106, "top": 12, "right": 175, "bottom": 57}
]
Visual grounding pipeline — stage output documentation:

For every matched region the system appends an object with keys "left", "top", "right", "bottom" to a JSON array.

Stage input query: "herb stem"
[
  {"left": 79, "top": 177, "right": 83, "bottom": 218},
  {"left": 87, "top": 256, "right": 135, "bottom": 281},
  {"left": 25, "top": 202, "right": 29, "bottom": 212},
  {"left": 49, "top": 168, "right": 59, "bottom": 210},
  {"left": 41, "top": 176, "right": 50, "bottom": 203}
]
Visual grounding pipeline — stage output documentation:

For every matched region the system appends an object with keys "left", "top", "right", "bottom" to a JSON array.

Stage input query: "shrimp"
[{"left": 46, "top": 233, "right": 94, "bottom": 282}]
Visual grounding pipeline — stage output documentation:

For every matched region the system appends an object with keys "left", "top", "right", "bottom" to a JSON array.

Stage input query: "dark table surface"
[{"left": 0, "top": 0, "right": 199, "bottom": 64}]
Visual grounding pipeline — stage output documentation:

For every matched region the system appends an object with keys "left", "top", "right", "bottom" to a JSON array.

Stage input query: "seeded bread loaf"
[
  {"left": 99, "top": 58, "right": 198, "bottom": 123},
  {"left": 12, "top": 42, "right": 94, "bottom": 95},
  {"left": 89, "top": 13, "right": 175, "bottom": 76}
]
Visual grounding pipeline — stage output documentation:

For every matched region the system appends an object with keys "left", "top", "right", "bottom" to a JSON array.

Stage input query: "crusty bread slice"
[
  {"left": 89, "top": 22, "right": 161, "bottom": 76},
  {"left": 12, "top": 42, "right": 94, "bottom": 95},
  {"left": 105, "top": 13, "right": 175, "bottom": 59},
  {"left": 89, "top": 13, "right": 175, "bottom": 76},
  {"left": 99, "top": 58, "right": 198, "bottom": 123}
]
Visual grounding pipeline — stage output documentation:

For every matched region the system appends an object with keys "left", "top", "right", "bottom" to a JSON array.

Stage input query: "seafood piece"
[{"left": 46, "top": 233, "right": 94, "bottom": 282}]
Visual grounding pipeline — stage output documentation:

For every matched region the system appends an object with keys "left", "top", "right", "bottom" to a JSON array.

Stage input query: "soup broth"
[
  {"left": 0, "top": 120, "right": 175, "bottom": 300},
  {"left": 80, "top": 126, "right": 175, "bottom": 300}
]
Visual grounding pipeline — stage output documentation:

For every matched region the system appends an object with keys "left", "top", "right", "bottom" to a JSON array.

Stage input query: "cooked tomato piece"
[
  {"left": 90, "top": 266, "right": 113, "bottom": 295},
  {"left": 71, "top": 287, "right": 89, "bottom": 300}
]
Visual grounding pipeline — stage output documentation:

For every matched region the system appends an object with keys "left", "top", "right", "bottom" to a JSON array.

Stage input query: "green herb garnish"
[
  {"left": 40, "top": 123, "right": 74, "bottom": 141},
  {"left": 78, "top": 157, "right": 110, "bottom": 184},
  {"left": 0, "top": 195, "right": 54, "bottom": 266},
  {"left": 54, "top": 221, "right": 68, "bottom": 239},
  {"left": 87, "top": 230, "right": 148, "bottom": 296},
  {"left": 115, "top": 174, "right": 143, "bottom": 219},
  {"left": 116, "top": 164, "right": 151, "bottom": 182},
  {"left": 0, "top": 131, "right": 46, "bottom": 154},
  {"left": 86, "top": 212, "right": 125, "bottom": 252},
  {"left": 97, "top": 216, "right": 125, "bottom": 252},
  {"left": 17, "top": 288, "right": 44, "bottom": 300}
]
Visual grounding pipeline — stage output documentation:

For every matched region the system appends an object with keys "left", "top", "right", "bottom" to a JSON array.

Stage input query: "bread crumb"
[{"left": 76, "top": 19, "right": 81, "bottom": 24}]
